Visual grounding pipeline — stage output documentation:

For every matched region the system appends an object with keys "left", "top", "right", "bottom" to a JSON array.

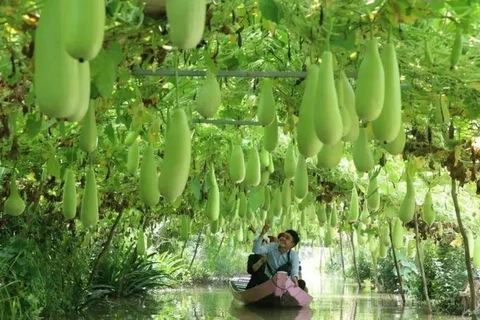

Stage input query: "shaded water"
[{"left": 84, "top": 276, "right": 468, "bottom": 319}]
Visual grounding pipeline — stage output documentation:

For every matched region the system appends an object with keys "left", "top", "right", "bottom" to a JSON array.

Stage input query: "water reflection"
[
  {"left": 229, "top": 302, "right": 313, "bottom": 320},
  {"left": 81, "top": 277, "right": 467, "bottom": 319}
]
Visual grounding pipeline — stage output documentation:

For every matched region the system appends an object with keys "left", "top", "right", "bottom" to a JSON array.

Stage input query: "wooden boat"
[{"left": 229, "top": 271, "right": 313, "bottom": 307}]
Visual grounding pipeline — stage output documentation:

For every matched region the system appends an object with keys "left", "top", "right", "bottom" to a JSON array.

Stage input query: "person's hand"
[
  {"left": 293, "top": 277, "right": 299, "bottom": 287},
  {"left": 260, "top": 220, "right": 270, "bottom": 236}
]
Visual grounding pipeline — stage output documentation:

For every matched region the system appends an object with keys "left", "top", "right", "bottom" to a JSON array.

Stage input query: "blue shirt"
[{"left": 252, "top": 236, "right": 300, "bottom": 280}]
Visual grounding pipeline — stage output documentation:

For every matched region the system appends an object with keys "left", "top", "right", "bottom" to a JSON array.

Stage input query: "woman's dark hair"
[{"left": 285, "top": 229, "right": 300, "bottom": 246}]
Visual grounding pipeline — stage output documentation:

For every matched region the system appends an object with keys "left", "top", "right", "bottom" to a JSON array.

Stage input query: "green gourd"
[
  {"left": 282, "top": 178, "right": 292, "bottom": 208},
  {"left": 330, "top": 203, "right": 338, "bottom": 227},
  {"left": 67, "top": 62, "right": 91, "bottom": 122},
  {"left": 348, "top": 187, "right": 359, "bottom": 222},
  {"left": 256, "top": 79, "right": 276, "bottom": 126},
  {"left": 353, "top": 128, "right": 374, "bottom": 173},
  {"left": 372, "top": 41, "right": 402, "bottom": 143},
  {"left": 4, "top": 174, "right": 26, "bottom": 216},
  {"left": 206, "top": 163, "right": 220, "bottom": 221},
  {"left": 335, "top": 78, "right": 351, "bottom": 138},
  {"left": 136, "top": 228, "right": 146, "bottom": 256},
  {"left": 359, "top": 205, "right": 370, "bottom": 224},
  {"left": 293, "top": 155, "right": 308, "bottom": 200},
  {"left": 316, "top": 140, "right": 342, "bottom": 169},
  {"left": 268, "top": 153, "right": 275, "bottom": 173},
  {"left": 244, "top": 145, "right": 261, "bottom": 187},
  {"left": 355, "top": 38, "right": 385, "bottom": 121},
  {"left": 468, "top": 230, "right": 474, "bottom": 258},
  {"left": 260, "top": 147, "right": 270, "bottom": 167},
  {"left": 260, "top": 170, "right": 270, "bottom": 186},
  {"left": 424, "top": 38, "right": 433, "bottom": 66},
  {"left": 166, "top": 0, "right": 206, "bottom": 49},
  {"left": 399, "top": 174, "right": 415, "bottom": 223},
  {"left": 316, "top": 203, "right": 327, "bottom": 225},
  {"left": 422, "top": 190, "right": 435, "bottom": 226},
  {"left": 263, "top": 114, "right": 278, "bottom": 151},
  {"left": 450, "top": 28, "right": 463, "bottom": 68},
  {"left": 34, "top": 0, "right": 79, "bottom": 119},
  {"left": 139, "top": 146, "right": 160, "bottom": 207},
  {"left": 238, "top": 191, "right": 247, "bottom": 218},
  {"left": 392, "top": 219, "right": 404, "bottom": 249},
  {"left": 195, "top": 71, "right": 222, "bottom": 118},
  {"left": 284, "top": 143, "right": 296, "bottom": 179},
  {"left": 297, "top": 64, "right": 322, "bottom": 157},
  {"left": 229, "top": 145, "right": 245, "bottom": 184},
  {"left": 434, "top": 96, "right": 451, "bottom": 125},
  {"left": 341, "top": 71, "right": 359, "bottom": 142},
  {"left": 64, "top": 0, "right": 105, "bottom": 62},
  {"left": 79, "top": 101, "right": 98, "bottom": 153},
  {"left": 384, "top": 122, "right": 406, "bottom": 156},
  {"left": 272, "top": 188, "right": 283, "bottom": 217},
  {"left": 262, "top": 186, "right": 271, "bottom": 211},
  {"left": 62, "top": 169, "right": 77, "bottom": 219},
  {"left": 314, "top": 51, "right": 343, "bottom": 145},
  {"left": 127, "top": 140, "right": 140, "bottom": 175},
  {"left": 158, "top": 109, "right": 191, "bottom": 202},
  {"left": 473, "top": 238, "right": 480, "bottom": 268},
  {"left": 80, "top": 168, "right": 99, "bottom": 227}
]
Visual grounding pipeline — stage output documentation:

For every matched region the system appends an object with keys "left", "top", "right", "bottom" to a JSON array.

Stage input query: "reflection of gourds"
[{"left": 4, "top": 174, "right": 26, "bottom": 216}]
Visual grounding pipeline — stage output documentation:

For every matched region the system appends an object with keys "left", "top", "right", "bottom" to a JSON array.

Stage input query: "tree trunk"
[
  {"left": 189, "top": 229, "right": 203, "bottom": 270},
  {"left": 451, "top": 178, "right": 477, "bottom": 319},
  {"left": 339, "top": 231, "right": 346, "bottom": 279},
  {"left": 88, "top": 210, "right": 124, "bottom": 286}
]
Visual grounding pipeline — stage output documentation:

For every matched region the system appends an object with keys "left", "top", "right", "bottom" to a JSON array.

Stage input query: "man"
[{"left": 246, "top": 221, "right": 306, "bottom": 290}]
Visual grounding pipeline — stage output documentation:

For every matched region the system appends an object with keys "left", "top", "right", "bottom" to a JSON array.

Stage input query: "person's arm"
[
  {"left": 252, "top": 255, "right": 267, "bottom": 272},
  {"left": 290, "top": 251, "right": 300, "bottom": 285},
  {"left": 252, "top": 220, "right": 270, "bottom": 254}
]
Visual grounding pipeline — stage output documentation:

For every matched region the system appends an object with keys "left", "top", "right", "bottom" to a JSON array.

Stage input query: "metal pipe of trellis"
[
  {"left": 192, "top": 118, "right": 285, "bottom": 127},
  {"left": 132, "top": 69, "right": 310, "bottom": 78}
]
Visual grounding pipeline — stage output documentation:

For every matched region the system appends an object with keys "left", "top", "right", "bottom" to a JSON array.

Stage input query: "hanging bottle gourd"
[
  {"left": 62, "top": 169, "right": 77, "bottom": 219},
  {"left": 80, "top": 167, "right": 99, "bottom": 227},
  {"left": 4, "top": 173, "right": 26, "bottom": 216}
]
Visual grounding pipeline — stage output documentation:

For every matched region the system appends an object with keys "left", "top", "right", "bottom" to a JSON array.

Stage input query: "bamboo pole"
[
  {"left": 132, "top": 69, "right": 311, "bottom": 78},
  {"left": 389, "top": 220, "right": 406, "bottom": 305},
  {"left": 339, "top": 231, "right": 346, "bottom": 279},
  {"left": 349, "top": 230, "right": 362, "bottom": 289},
  {"left": 414, "top": 210, "right": 432, "bottom": 314}
]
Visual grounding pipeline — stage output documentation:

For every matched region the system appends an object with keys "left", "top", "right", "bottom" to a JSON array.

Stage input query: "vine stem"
[
  {"left": 389, "top": 220, "right": 406, "bottom": 306},
  {"left": 349, "top": 229, "right": 361, "bottom": 289}
]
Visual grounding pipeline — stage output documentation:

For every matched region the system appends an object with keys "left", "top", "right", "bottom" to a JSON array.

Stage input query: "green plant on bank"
[
  {"left": 82, "top": 246, "right": 186, "bottom": 309},
  {"left": 189, "top": 235, "right": 249, "bottom": 283}
]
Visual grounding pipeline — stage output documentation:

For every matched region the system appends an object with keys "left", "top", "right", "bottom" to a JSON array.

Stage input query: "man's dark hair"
[{"left": 285, "top": 229, "right": 300, "bottom": 246}]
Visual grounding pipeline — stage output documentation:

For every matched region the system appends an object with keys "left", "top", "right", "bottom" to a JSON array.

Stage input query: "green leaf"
[
  {"left": 104, "top": 124, "right": 116, "bottom": 144},
  {"left": 248, "top": 186, "right": 265, "bottom": 212},
  {"left": 190, "top": 177, "right": 202, "bottom": 200},
  {"left": 90, "top": 44, "right": 123, "bottom": 98},
  {"left": 25, "top": 114, "right": 43, "bottom": 138},
  {"left": 258, "top": 0, "right": 283, "bottom": 23}
]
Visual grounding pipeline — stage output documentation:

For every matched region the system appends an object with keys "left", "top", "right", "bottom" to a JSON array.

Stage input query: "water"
[{"left": 83, "top": 276, "right": 469, "bottom": 319}]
